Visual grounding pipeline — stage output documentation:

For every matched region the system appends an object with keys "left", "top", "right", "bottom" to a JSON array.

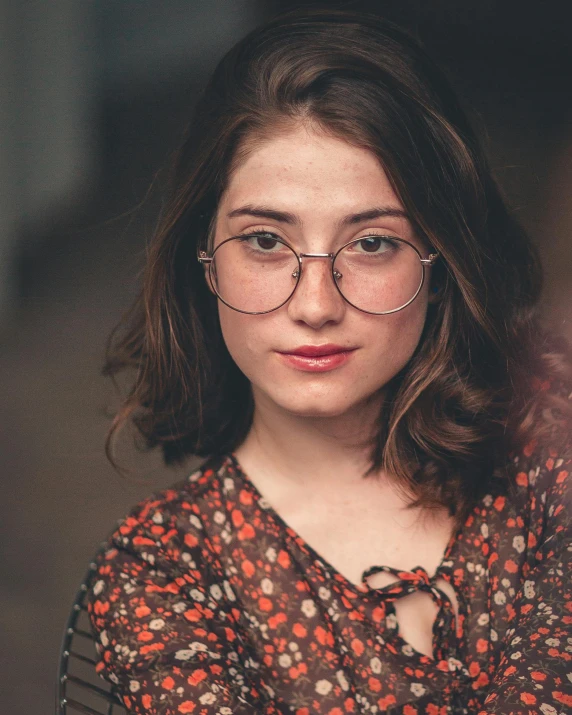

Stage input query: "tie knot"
[{"left": 361, "top": 564, "right": 438, "bottom": 601}]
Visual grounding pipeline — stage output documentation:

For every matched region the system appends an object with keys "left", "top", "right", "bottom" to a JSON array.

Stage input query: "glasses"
[{"left": 198, "top": 233, "right": 439, "bottom": 315}]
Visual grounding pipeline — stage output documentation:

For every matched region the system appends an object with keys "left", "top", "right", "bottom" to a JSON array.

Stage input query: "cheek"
[
  {"left": 398, "top": 298, "right": 428, "bottom": 338},
  {"left": 218, "top": 307, "right": 247, "bottom": 358},
  {"left": 217, "top": 305, "right": 270, "bottom": 373},
  {"left": 369, "top": 298, "right": 428, "bottom": 363}
]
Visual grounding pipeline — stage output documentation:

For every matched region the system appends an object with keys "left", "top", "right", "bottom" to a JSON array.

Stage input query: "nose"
[{"left": 286, "top": 256, "right": 346, "bottom": 328}]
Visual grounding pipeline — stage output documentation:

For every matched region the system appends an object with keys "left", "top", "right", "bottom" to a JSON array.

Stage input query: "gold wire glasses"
[{"left": 198, "top": 232, "right": 439, "bottom": 315}]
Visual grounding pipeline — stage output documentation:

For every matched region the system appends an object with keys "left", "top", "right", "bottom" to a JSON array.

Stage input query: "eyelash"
[
  {"left": 236, "top": 229, "right": 282, "bottom": 239},
  {"left": 235, "top": 228, "right": 399, "bottom": 241}
]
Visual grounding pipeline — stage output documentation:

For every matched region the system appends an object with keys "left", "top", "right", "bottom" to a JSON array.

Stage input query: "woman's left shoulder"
[
  {"left": 512, "top": 436, "right": 571, "bottom": 511},
  {"left": 507, "top": 378, "right": 572, "bottom": 527}
]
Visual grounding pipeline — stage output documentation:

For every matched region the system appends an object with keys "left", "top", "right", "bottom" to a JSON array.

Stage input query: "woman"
[{"left": 88, "top": 9, "right": 572, "bottom": 714}]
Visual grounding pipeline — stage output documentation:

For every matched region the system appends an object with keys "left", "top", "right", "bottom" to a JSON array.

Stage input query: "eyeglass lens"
[{"left": 211, "top": 235, "right": 424, "bottom": 314}]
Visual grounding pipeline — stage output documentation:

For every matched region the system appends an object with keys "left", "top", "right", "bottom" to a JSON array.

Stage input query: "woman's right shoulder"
[
  {"left": 93, "top": 453, "right": 233, "bottom": 574},
  {"left": 87, "top": 453, "right": 242, "bottom": 689}
]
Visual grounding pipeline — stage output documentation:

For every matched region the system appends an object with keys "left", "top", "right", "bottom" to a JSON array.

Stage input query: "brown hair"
[{"left": 104, "top": 8, "right": 571, "bottom": 530}]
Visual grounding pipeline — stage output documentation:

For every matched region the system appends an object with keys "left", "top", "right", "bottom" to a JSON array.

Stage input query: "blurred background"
[{"left": 1, "top": 1, "right": 571, "bottom": 712}]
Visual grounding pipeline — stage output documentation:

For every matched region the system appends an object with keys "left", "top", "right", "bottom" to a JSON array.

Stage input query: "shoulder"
[
  {"left": 512, "top": 377, "right": 571, "bottom": 495},
  {"left": 509, "top": 434, "right": 571, "bottom": 511},
  {"left": 95, "top": 453, "right": 234, "bottom": 575},
  {"left": 87, "top": 454, "right": 241, "bottom": 682},
  {"left": 504, "top": 387, "right": 572, "bottom": 544}
]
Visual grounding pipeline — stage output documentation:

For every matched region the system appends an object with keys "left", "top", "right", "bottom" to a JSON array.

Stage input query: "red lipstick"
[{"left": 276, "top": 344, "right": 357, "bottom": 372}]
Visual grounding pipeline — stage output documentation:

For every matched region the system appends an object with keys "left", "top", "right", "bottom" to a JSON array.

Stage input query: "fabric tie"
[
  {"left": 361, "top": 564, "right": 444, "bottom": 603},
  {"left": 361, "top": 564, "right": 463, "bottom": 665}
]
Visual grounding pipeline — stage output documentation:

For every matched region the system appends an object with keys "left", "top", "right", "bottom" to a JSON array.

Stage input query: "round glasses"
[{"left": 198, "top": 233, "right": 439, "bottom": 315}]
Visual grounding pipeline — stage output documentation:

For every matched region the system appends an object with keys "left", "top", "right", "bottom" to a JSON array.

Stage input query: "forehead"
[{"left": 220, "top": 124, "right": 402, "bottom": 213}]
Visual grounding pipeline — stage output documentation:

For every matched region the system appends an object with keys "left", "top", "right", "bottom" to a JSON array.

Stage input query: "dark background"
[{"left": 1, "top": 2, "right": 571, "bottom": 712}]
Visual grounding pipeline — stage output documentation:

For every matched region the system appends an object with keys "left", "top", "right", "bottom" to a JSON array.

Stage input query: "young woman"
[{"left": 87, "top": 9, "right": 572, "bottom": 715}]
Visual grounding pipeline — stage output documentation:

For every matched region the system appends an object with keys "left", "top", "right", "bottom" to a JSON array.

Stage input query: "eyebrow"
[{"left": 226, "top": 205, "right": 410, "bottom": 227}]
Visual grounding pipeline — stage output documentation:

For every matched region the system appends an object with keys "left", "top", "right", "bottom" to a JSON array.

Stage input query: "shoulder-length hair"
[{"left": 104, "top": 8, "right": 571, "bottom": 530}]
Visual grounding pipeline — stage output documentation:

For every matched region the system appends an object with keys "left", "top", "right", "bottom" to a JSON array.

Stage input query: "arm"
[
  {"left": 88, "top": 491, "right": 281, "bottom": 714},
  {"left": 478, "top": 449, "right": 572, "bottom": 715}
]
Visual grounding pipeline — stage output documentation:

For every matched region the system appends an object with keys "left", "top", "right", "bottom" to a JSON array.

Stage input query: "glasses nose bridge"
[
  {"left": 291, "top": 250, "right": 346, "bottom": 311},
  {"left": 294, "top": 251, "right": 338, "bottom": 283},
  {"left": 298, "top": 251, "right": 335, "bottom": 270},
  {"left": 298, "top": 251, "right": 335, "bottom": 260}
]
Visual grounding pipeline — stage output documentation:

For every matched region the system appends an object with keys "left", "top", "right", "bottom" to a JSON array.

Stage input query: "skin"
[
  {"left": 204, "top": 127, "right": 458, "bottom": 649},
  {"left": 208, "top": 122, "right": 436, "bottom": 500}
]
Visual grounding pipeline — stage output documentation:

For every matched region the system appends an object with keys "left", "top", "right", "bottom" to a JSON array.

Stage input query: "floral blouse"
[{"left": 87, "top": 436, "right": 572, "bottom": 714}]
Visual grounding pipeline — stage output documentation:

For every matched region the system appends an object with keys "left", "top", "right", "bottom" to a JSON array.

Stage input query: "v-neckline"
[
  {"left": 226, "top": 452, "right": 465, "bottom": 594},
  {"left": 224, "top": 452, "right": 476, "bottom": 678}
]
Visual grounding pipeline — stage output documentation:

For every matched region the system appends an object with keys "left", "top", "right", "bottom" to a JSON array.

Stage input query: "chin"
[
  {"left": 269, "top": 388, "right": 371, "bottom": 420},
  {"left": 284, "top": 403, "right": 351, "bottom": 418}
]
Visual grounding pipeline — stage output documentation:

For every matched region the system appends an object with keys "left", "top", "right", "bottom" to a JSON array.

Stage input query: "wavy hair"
[{"left": 104, "top": 9, "right": 572, "bottom": 531}]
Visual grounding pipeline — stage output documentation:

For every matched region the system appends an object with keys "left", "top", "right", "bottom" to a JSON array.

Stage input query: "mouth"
[
  {"left": 279, "top": 344, "right": 357, "bottom": 357},
  {"left": 275, "top": 344, "right": 358, "bottom": 372}
]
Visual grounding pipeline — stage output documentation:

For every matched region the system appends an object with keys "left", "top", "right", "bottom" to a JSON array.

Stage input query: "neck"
[{"left": 234, "top": 387, "right": 385, "bottom": 494}]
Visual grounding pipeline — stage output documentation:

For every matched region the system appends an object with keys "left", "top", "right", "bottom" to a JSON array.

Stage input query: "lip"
[
  {"left": 278, "top": 344, "right": 356, "bottom": 357},
  {"left": 276, "top": 344, "right": 358, "bottom": 372}
]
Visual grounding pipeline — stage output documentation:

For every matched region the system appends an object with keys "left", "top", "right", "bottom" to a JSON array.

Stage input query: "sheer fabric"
[{"left": 88, "top": 437, "right": 571, "bottom": 714}]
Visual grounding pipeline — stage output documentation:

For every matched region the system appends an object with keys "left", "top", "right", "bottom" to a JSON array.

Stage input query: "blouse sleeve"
[
  {"left": 87, "top": 489, "right": 281, "bottom": 714},
  {"left": 479, "top": 446, "right": 572, "bottom": 715}
]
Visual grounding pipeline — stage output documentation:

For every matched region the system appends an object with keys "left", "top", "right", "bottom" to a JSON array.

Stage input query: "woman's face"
[{"left": 211, "top": 123, "right": 433, "bottom": 421}]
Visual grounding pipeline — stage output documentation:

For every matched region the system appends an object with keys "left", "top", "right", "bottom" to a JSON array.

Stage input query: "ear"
[
  {"left": 198, "top": 210, "right": 218, "bottom": 296},
  {"left": 198, "top": 249, "right": 216, "bottom": 296},
  {"left": 203, "top": 263, "right": 216, "bottom": 296}
]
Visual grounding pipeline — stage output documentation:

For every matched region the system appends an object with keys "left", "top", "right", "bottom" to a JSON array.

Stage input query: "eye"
[
  {"left": 351, "top": 235, "right": 398, "bottom": 254},
  {"left": 238, "top": 231, "right": 284, "bottom": 252}
]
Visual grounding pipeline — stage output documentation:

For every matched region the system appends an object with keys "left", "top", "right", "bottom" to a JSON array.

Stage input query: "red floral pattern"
[{"left": 88, "top": 437, "right": 571, "bottom": 714}]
